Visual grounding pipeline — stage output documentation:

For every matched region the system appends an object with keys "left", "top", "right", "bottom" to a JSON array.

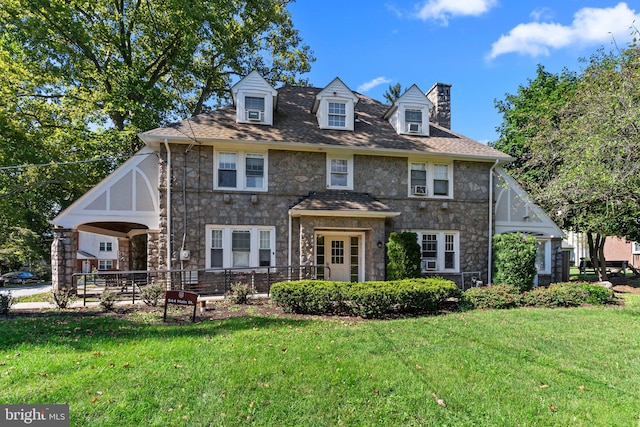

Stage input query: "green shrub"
[
  {"left": 227, "top": 282, "right": 255, "bottom": 304},
  {"left": 50, "top": 288, "right": 77, "bottom": 309},
  {"left": 139, "top": 282, "right": 165, "bottom": 307},
  {"left": 270, "top": 278, "right": 458, "bottom": 318},
  {"left": 523, "top": 282, "right": 615, "bottom": 307},
  {"left": 579, "top": 283, "right": 615, "bottom": 305},
  {"left": 99, "top": 289, "right": 117, "bottom": 311},
  {"left": 0, "top": 292, "right": 14, "bottom": 315},
  {"left": 493, "top": 233, "right": 537, "bottom": 292},
  {"left": 386, "top": 232, "right": 422, "bottom": 280},
  {"left": 460, "top": 284, "right": 523, "bottom": 310}
]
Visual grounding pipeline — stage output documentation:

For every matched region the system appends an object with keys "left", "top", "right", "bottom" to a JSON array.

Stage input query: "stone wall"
[
  {"left": 51, "top": 229, "right": 78, "bottom": 292},
  {"left": 158, "top": 143, "right": 494, "bottom": 283}
]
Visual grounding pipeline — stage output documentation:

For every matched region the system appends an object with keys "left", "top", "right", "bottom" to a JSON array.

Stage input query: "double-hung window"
[
  {"left": 408, "top": 161, "right": 452, "bottom": 198},
  {"left": 327, "top": 154, "right": 353, "bottom": 189},
  {"left": 415, "top": 231, "right": 459, "bottom": 273},
  {"left": 215, "top": 150, "right": 267, "bottom": 191},
  {"left": 328, "top": 102, "right": 346, "bottom": 128},
  {"left": 99, "top": 242, "right": 113, "bottom": 252},
  {"left": 98, "top": 260, "right": 113, "bottom": 270},
  {"left": 405, "top": 109, "right": 422, "bottom": 133},
  {"left": 206, "top": 225, "right": 275, "bottom": 269},
  {"left": 245, "top": 96, "right": 265, "bottom": 122}
]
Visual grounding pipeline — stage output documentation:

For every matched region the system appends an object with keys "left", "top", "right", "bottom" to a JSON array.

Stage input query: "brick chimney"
[{"left": 426, "top": 83, "right": 452, "bottom": 129}]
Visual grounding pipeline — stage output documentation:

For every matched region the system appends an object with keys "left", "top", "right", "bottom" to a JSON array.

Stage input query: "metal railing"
[{"left": 72, "top": 265, "right": 326, "bottom": 306}]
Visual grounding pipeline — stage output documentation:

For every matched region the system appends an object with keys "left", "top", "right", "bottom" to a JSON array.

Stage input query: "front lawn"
[{"left": 1, "top": 296, "right": 639, "bottom": 426}]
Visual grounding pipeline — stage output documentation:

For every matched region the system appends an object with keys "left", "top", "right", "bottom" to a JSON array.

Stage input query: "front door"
[{"left": 316, "top": 233, "right": 361, "bottom": 282}]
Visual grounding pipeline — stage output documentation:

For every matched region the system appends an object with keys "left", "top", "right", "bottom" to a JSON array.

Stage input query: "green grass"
[{"left": 2, "top": 296, "right": 640, "bottom": 426}]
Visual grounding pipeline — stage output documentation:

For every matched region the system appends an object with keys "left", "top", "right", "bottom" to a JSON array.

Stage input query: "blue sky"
[{"left": 287, "top": 1, "right": 639, "bottom": 143}]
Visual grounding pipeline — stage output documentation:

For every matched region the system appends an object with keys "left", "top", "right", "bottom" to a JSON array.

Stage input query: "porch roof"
[{"left": 289, "top": 192, "right": 400, "bottom": 218}]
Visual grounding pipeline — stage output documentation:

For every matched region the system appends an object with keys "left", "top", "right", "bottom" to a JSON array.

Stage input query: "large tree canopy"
[
  {"left": 0, "top": 0, "right": 314, "bottom": 268},
  {"left": 492, "top": 38, "right": 640, "bottom": 280}
]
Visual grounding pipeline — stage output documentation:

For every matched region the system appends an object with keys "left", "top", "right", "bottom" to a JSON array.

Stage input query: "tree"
[
  {"left": 492, "top": 37, "right": 640, "bottom": 281},
  {"left": 492, "top": 233, "right": 537, "bottom": 292},
  {"left": 383, "top": 83, "right": 403, "bottom": 105},
  {"left": 386, "top": 232, "right": 421, "bottom": 280},
  {"left": 0, "top": 0, "right": 314, "bottom": 264}
]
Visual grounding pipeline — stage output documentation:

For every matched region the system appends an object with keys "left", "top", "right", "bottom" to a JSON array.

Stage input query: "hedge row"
[
  {"left": 460, "top": 282, "right": 616, "bottom": 311},
  {"left": 270, "top": 278, "right": 459, "bottom": 318}
]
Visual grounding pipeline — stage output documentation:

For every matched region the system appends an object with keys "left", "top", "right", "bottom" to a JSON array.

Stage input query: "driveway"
[{"left": 0, "top": 283, "right": 51, "bottom": 298}]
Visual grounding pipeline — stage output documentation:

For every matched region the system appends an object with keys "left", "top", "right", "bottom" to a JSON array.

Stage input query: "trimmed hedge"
[
  {"left": 270, "top": 278, "right": 459, "bottom": 319},
  {"left": 460, "top": 282, "right": 615, "bottom": 310}
]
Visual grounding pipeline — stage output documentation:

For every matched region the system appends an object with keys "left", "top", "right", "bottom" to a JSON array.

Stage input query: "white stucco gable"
[
  {"left": 494, "top": 167, "right": 563, "bottom": 238},
  {"left": 52, "top": 147, "right": 159, "bottom": 236}
]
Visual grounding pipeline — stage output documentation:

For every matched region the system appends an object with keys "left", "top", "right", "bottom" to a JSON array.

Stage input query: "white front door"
[
  {"left": 328, "top": 236, "right": 351, "bottom": 282},
  {"left": 82, "top": 260, "right": 91, "bottom": 273}
]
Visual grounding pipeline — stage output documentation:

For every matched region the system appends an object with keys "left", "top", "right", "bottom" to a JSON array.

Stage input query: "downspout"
[
  {"left": 487, "top": 160, "right": 499, "bottom": 285},
  {"left": 164, "top": 139, "right": 172, "bottom": 272},
  {"left": 288, "top": 211, "right": 292, "bottom": 267}
]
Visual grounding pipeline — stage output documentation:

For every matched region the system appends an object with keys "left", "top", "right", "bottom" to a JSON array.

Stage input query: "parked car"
[{"left": 1, "top": 271, "right": 38, "bottom": 285}]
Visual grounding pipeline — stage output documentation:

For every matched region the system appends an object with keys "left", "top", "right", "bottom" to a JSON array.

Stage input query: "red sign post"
[{"left": 163, "top": 290, "right": 199, "bottom": 322}]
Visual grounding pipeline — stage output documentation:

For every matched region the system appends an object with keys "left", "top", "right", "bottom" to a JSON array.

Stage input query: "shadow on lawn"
[{"left": 0, "top": 309, "right": 315, "bottom": 351}]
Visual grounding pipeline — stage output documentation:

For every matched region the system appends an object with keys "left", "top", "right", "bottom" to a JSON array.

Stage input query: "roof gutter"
[
  {"left": 488, "top": 159, "right": 499, "bottom": 285},
  {"left": 163, "top": 138, "right": 172, "bottom": 272}
]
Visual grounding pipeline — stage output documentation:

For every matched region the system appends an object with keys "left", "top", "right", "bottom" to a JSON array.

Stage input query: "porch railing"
[{"left": 73, "top": 265, "right": 326, "bottom": 306}]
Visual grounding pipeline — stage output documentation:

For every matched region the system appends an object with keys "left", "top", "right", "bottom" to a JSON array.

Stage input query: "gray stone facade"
[{"left": 158, "top": 143, "right": 494, "bottom": 285}]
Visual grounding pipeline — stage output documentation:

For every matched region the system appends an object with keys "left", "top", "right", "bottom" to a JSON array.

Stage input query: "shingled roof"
[
  {"left": 290, "top": 192, "right": 400, "bottom": 218},
  {"left": 139, "top": 85, "right": 512, "bottom": 161}
]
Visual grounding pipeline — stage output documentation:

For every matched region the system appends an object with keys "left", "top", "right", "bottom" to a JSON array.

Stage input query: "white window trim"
[
  {"left": 98, "top": 259, "right": 114, "bottom": 270},
  {"left": 235, "top": 90, "right": 272, "bottom": 125},
  {"left": 632, "top": 241, "right": 640, "bottom": 254},
  {"left": 99, "top": 242, "right": 113, "bottom": 252},
  {"left": 414, "top": 230, "right": 460, "bottom": 273},
  {"left": 326, "top": 154, "right": 354, "bottom": 190},
  {"left": 205, "top": 225, "right": 276, "bottom": 269},
  {"left": 407, "top": 160, "right": 453, "bottom": 198},
  {"left": 214, "top": 149, "right": 268, "bottom": 192},
  {"left": 319, "top": 98, "right": 355, "bottom": 131},
  {"left": 536, "top": 239, "right": 552, "bottom": 274},
  {"left": 400, "top": 105, "right": 429, "bottom": 136}
]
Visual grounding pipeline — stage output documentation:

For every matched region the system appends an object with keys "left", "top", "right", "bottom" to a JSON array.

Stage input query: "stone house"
[{"left": 51, "top": 71, "right": 566, "bottom": 289}]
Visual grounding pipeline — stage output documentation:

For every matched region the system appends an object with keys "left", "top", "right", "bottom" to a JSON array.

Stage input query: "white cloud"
[
  {"left": 415, "top": 0, "right": 497, "bottom": 24},
  {"left": 487, "top": 2, "right": 640, "bottom": 60},
  {"left": 357, "top": 77, "right": 392, "bottom": 93}
]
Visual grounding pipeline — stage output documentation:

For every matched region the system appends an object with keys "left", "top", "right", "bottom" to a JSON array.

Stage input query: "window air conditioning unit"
[
  {"left": 407, "top": 122, "right": 420, "bottom": 133},
  {"left": 412, "top": 185, "right": 427, "bottom": 195},
  {"left": 422, "top": 259, "right": 437, "bottom": 271},
  {"left": 246, "top": 109, "right": 264, "bottom": 122}
]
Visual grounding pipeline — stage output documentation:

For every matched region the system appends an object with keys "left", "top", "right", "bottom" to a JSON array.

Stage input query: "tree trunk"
[{"left": 587, "top": 232, "right": 608, "bottom": 281}]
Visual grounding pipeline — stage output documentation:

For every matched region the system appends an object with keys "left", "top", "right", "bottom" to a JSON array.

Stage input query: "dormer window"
[
  {"left": 231, "top": 71, "right": 277, "bottom": 126},
  {"left": 312, "top": 77, "right": 359, "bottom": 131},
  {"left": 405, "top": 109, "right": 422, "bottom": 133},
  {"left": 383, "top": 84, "right": 433, "bottom": 136},
  {"left": 328, "top": 102, "right": 347, "bottom": 127},
  {"left": 245, "top": 96, "right": 265, "bottom": 122}
]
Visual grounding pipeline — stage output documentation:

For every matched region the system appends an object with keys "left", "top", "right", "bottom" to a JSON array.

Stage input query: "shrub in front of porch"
[{"left": 270, "top": 278, "right": 459, "bottom": 318}]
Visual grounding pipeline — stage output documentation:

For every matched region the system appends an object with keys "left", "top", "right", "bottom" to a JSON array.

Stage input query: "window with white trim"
[
  {"left": 633, "top": 242, "right": 640, "bottom": 254},
  {"left": 244, "top": 96, "right": 265, "bottom": 122},
  {"left": 206, "top": 225, "right": 275, "bottom": 269},
  {"left": 98, "top": 259, "right": 113, "bottom": 270},
  {"left": 328, "top": 102, "right": 346, "bottom": 128},
  {"left": 408, "top": 161, "right": 453, "bottom": 197},
  {"left": 535, "top": 240, "right": 551, "bottom": 274},
  {"left": 215, "top": 150, "right": 267, "bottom": 191},
  {"left": 99, "top": 242, "right": 112, "bottom": 252},
  {"left": 327, "top": 154, "right": 353, "bottom": 189},
  {"left": 405, "top": 108, "right": 423, "bottom": 133},
  {"left": 414, "top": 231, "right": 459, "bottom": 273}
]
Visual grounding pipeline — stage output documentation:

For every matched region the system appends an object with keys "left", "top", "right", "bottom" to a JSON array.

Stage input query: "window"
[
  {"left": 327, "top": 155, "right": 353, "bottom": 189},
  {"left": 633, "top": 242, "right": 640, "bottom": 254},
  {"left": 215, "top": 150, "right": 267, "bottom": 191},
  {"left": 205, "top": 225, "right": 275, "bottom": 269},
  {"left": 535, "top": 240, "right": 551, "bottom": 274},
  {"left": 415, "top": 231, "right": 459, "bottom": 272},
  {"left": 407, "top": 161, "right": 452, "bottom": 198},
  {"left": 328, "top": 102, "right": 346, "bottom": 127},
  {"left": 244, "top": 96, "right": 265, "bottom": 121},
  {"left": 98, "top": 260, "right": 113, "bottom": 270},
  {"left": 405, "top": 109, "right": 422, "bottom": 123},
  {"left": 433, "top": 164, "right": 449, "bottom": 196},
  {"left": 99, "top": 242, "right": 112, "bottom": 252}
]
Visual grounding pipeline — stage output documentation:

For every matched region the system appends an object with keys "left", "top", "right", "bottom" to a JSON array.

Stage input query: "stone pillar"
[
  {"left": 51, "top": 228, "right": 78, "bottom": 292},
  {"left": 117, "top": 237, "right": 130, "bottom": 271},
  {"left": 147, "top": 230, "right": 162, "bottom": 271}
]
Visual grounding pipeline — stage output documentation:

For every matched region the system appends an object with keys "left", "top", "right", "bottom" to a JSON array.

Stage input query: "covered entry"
[{"left": 290, "top": 192, "right": 400, "bottom": 282}]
